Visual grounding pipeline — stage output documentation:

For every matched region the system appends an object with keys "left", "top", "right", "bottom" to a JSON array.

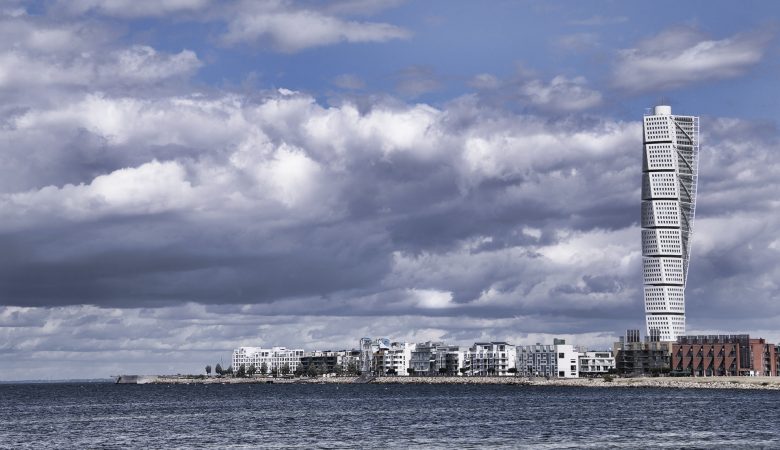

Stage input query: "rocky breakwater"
[{"left": 370, "top": 376, "right": 780, "bottom": 390}]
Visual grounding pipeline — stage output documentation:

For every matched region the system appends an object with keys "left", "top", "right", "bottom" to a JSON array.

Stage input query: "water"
[{"left": 1, "top": 383, "right": 779, "bottom": 448}]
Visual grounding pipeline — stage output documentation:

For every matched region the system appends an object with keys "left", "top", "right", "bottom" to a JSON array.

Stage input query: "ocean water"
[{"left": 1, "top": 383, "right": 779, "bottom": 448}]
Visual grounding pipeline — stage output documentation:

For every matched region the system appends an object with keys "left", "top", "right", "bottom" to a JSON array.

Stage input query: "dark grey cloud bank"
[{"left": 1, "top": 3, "right": 779, "bottom": 380}]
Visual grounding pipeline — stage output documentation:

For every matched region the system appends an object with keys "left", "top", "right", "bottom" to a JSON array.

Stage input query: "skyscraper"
[{"left": 641, "top": 105, "right": 700, "bottom": 341}]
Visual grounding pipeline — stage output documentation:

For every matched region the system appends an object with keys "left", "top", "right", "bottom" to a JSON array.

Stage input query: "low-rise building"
[
  {"left": 468, "top": 342, "right": 516, "bottom": 376},
  {"left": 231, "top": 346, "right": 304, "bottom": 375},
  {"left": 435, "top": 345, "right": 470, "bottom": 376},
  {"left": 410, "top": 341, "right": 444, "bottom": 375},
  {"left": 613, "top": 330, "right": 672, "bottom": 376},
  {"left": 516, "top": 339, "right": 580, "bottom": 378},
  {"left": 374, "top": 341, "right": 416, "bottom": 376},
  {"left": 672, "top": 335, "right": 778, "bottom": 377},
  {"left": 579, "top": 351, "right": 615, "bottom": 377},
  {"left": 299, "top": 349, "right": 361, "bottom": 375}
]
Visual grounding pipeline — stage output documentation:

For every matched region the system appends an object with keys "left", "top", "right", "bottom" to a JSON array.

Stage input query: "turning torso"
[{"left": 641, "top": 105, "right": 700, "bottom": 342}]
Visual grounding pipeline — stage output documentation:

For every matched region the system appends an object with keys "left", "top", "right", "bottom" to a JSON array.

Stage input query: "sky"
[{"left": 1, "top": 0, "right": 779, "bottom": 380}]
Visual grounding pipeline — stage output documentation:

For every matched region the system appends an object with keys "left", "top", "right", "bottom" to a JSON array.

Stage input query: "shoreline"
[{"left": 116, "top": 375, "right": 780, "bottom": 390}]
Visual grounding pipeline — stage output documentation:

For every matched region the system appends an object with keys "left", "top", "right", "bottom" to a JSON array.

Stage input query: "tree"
[
  {"left": 346, "top": 360, "right": 359, "bottom": 376},
  {"left": 260, "top": 362, "right": 268, "bottom": 376},
  {"left": 386, "top": 368, "right": 397, "bottom": 376},
  {"left": 247, "top": 364, "right": 256, "bottom": 377},
  {"left": 306, "top": 363, "right": 318, "bottom": 377},
  {"left": 333, "top": 364, "right": 344, "bottom": 376},
  {"left": 407, "top": 368, "right": 416, "bottom": 377},
  {"left": 438, "top": 367, "right": 448, "bottom": 376},
  {"left": 270, "top": 366, "right": 278, "bottom": 378},
  {"left": 205, "top": 365, "right": 212, "bottom": 376},
  {"left": 459, "top": 367, "right": 469, "bottom": 377},
  {"left": 226, "top": 366, "right": 234, "bottom": 376},
  {"left": 236, "top": 364, "right": 246, "bottom": 378},
  {"left": 281, "top": 363, "right": 290, "bottom": 376},
  {"left": 508, "top": 367, "right": 518, "bottom": 377},
  {"left": 215, "top": 363, "right": 223, "bottom": 376},
  {"left": 294, "top": 365, "right": 304, "bottom": 377},
  {"left": 318, "top": 362, "right": 328, "bottom": 375}
]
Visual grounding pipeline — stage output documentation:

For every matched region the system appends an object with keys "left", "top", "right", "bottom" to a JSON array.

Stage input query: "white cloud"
[
  {"left": 468, "top": 73, "right": 500, "bottom": 90},
  {"left": 332, "top": 73, "right": 366, "bottom": 90},
  {"left": 59, "top": 0, "right": 212, "bottom": 17},
  {"left": 0, "top": 15, "right": 201, "bottom": 90},
  {"left": 1, "top": 160, "right": 194, "bottom": 223},
  {"left": 614, "top": 27, "right": 772, "bottom": 91},
  {"left": 222, "top": 7, "right": 410, "bottom": 52},
  {"left": 520, "top": 75, "right": 602, "bottom": 112}
]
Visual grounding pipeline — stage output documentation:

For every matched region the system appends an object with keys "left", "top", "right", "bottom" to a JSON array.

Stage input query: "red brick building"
[{"left": 672, "top": 335, "right": 777, "bottom": 377}]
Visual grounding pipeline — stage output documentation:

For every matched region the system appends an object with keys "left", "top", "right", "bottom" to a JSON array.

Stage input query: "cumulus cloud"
[
  {"left": 222, "top": 3, "right": 410, "bottom": 52},
  {"left": 0, "top": 15, "right": 201, "bottom": 91},
  {"left": 467, "top": 72, "right": 602, "bottom": 113},
  {"left": 2, "top": 88, "right": 780, "bottom": 379},
  {"left": 614, "top": 27, "right": 773, "bottom": 91},
  {"left": 520, "top": 76, "right": 602, "bottom": 112}
]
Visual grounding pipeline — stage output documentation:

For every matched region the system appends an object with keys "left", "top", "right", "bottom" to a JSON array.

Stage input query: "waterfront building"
[
  {"left": 410, "top": 341, "right": 444, "bottom": 375},
  {"left": 672, "top": 335, "right": 778, "bottom": 377},
  {"left": 373, "top": 341, "right": 416, "bottom": 376},
  {"left": 516, "top": 339, "right": 579, "bottom": 378},
  {"left": 434, "top": 345, "right": 470, "bottom": 376},
  {"left": 299, "top": 349, "right": 361, "bottom": 375},
  {"left": 613, "top": 330, "right": 672, "bottom": 376},
  {"left": 468, "top": 342, "right": 516, "bottom": 376},
  {"left": 231, "top": 346, "right": 304, "bottom": 374},
  {"left": 579, "top": 351, "right": 616, "bottom": 377},
  {"left": 641, "top": 104, "right": 700, "bottom": 341}
]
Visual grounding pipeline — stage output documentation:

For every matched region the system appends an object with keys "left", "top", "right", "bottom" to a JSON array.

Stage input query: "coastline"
[{"left": 116, "top": 375, "right": 780, "bottom": 390}]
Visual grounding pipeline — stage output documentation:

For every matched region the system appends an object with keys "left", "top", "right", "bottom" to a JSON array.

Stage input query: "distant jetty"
[{"left": 114, "top": 375, "right": 780, "bottom": 390}]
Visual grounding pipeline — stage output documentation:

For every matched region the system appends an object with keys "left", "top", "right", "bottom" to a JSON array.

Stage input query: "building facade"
[
  {"left": 641, "top": 105, "right": 700, "bottom": 341},
  {"left": 373, "top": 342, "right": 416, "bottom": 376},
  {"left": 410, "top": 341, "right": 444, "bottom": 375},
  {"left": 231, "top": 346, "right": 304, "bottom": 374},
  {"left": 516, "top": 340, "right": 579, "bottom": 378},
  {"left": 468, "top": 342, "right": 516, "bottom": 376},
  {"left": 299, "top": 350, "right": 361, "bottom": 375},
  {"left": 579, "top": 351, "right": 616, "bottom": 377},
  {"left": 672, "top": 335, "right": 778, "bottom": 377},
  {"left": 613, "top": 330, "right": 672, "bottom": 376}
]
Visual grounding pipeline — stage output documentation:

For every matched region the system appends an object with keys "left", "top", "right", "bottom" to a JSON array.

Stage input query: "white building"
[
  {"left": 516, "top": 340, "right": 579, "bottom": 378},
  {"left": 231, "top": 346, "right": 304, "bottom": 374},
  {"left": 578, "top": 351, "right": 615, "bottom": 377},
  {"left": 642, "top": 104, "right": 700, "bottom": 341},
  {"left": 434, "top": 345, "right": 470, "bottom": 376},
  {"left": 374, "top": 341, "right": 416, "bottom": 376},
  {"left": 468, "top": 342, "right": 516, "bottom": 376}
]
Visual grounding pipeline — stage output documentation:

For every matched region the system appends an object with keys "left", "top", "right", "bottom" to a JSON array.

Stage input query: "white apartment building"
[
  {"left": 231, "top": 346, "right": 304, "bottom": 374},
  {"left": 374, "top": 342, "right": 416, "bottom": 376},
  {"left": 641, "top": 104, "right": 700, "bottom": 341},
  {"left": 516, "top": 340, "right": 580, "bottom": 378},
  {"left": 468, "top": 342, "right": 516, "bottom": 376},
  {"left": 410, "top": 342, "right": 469, "bottom": 376},
  {"left": 434, "top": 345, "right": 470, "bottom": 376},
  {"left": 578, "top": 351, "right": 616, "bottom": 377}
]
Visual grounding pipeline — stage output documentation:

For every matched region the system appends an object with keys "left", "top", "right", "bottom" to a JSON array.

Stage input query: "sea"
[{"left": 1, "top": 382, "right": 779, "bottom": 449}]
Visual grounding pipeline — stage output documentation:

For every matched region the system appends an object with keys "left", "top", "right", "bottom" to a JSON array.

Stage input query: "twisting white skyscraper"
[{"left": 641, "top": 105, "right": 699, "bottom": 341}]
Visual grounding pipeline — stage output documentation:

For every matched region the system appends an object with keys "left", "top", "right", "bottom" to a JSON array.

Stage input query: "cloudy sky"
[{"left": 1, "top": 0, "right": 779, "bottom": 380}]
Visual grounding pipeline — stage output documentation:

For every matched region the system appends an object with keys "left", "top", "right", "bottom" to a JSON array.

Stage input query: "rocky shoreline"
[{"left": 116, "top": 375, "right": 780, "bottom": 390}]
